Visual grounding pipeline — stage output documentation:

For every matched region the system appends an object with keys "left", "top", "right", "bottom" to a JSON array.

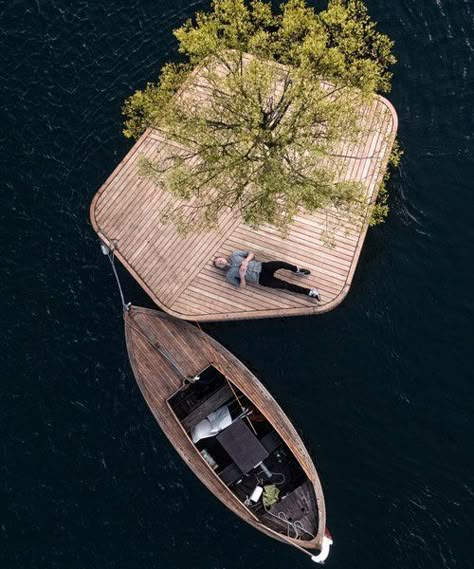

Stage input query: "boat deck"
[{"left": 91, "top": 67, "right": 397, "bottom": 321}]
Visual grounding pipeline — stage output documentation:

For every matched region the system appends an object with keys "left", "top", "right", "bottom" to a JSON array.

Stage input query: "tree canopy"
[{"left": 123, "top": 0, "right": 397, "bottom": 233}]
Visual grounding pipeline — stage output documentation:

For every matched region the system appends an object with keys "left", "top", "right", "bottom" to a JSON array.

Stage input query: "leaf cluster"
[
  {"left": 123, "top": 0, "right": 396, "bottom": 139},
  {"left": 175, "top": 0, "right": 395, "bottom": 93},
  {"left": 122, "top": 63, "right": 190, "bottom": 139}
]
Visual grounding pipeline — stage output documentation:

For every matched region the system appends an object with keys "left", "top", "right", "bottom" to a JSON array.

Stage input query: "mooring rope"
[{"left": 100, "top": 241, "right": 130, "bottom": 312}]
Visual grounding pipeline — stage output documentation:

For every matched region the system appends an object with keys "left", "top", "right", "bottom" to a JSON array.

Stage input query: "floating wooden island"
[{"left": 90, "top": 60, "right": 398, "bottom": 321}]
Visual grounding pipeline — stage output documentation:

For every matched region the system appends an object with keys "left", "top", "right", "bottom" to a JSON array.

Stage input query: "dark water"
[{"left": 1, "top": 1, "right": 473, "bottom": 568}]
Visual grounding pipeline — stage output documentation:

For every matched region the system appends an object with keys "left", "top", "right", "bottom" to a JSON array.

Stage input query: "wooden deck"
[
  {"left": 124, "top": 306, "right": 327, "bottom": 553},
  {"left": 91, "top": 64, "right": 397, "bottom": 321}
]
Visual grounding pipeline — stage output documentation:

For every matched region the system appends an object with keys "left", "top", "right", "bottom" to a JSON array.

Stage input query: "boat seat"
[
  {"left": 217, "top": 419, "right": 269, "bottom": 475},
  {"left": 217, "top": 432, "right": 281, "bottom": 486},
  {"left": 181, "top": 385, "right": 232, "bottom": 432},
  {"left": 219, "top": 462, "right": 243, "bottom": 486}
]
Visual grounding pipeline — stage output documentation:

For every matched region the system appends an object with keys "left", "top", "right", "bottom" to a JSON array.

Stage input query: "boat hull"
[{"left": 124, "top": 306, "right": 327, "bottom": 553}]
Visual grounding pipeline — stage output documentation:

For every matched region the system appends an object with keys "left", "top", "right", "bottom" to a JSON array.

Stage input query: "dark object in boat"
[{"left": 124, "top": 306, "right": 332, "bottom": 560}]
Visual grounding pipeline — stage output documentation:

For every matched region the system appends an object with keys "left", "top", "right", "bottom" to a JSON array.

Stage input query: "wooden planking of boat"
[{"left": 124, "top": 305, "right": 333, "bottom": 562}]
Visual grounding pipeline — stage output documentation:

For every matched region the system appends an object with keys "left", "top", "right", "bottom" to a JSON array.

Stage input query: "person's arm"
[
  {"left": 226, "top": 269, "right": 241, "bottom": 288},
  {"left": 242, "top": 252, "right": 255, "bottom": 264},
  {"left": 239, "top": 266, "right": 247, "bottom": 288},
  {"left": 233, "top": 250, "right": 249, "bottom": 258},
  {"left": 238, "top": 251, "right": 254, "bottom": 288}
]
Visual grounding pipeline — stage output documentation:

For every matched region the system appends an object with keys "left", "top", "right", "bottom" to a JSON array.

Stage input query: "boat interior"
[{"left": 168, "top": 365, "right": 318, "bottom": 541}]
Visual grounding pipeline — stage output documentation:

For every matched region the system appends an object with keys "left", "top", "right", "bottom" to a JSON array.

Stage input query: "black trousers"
[{"left": 259, "top": 261, "right": 310, "bottom": 296}]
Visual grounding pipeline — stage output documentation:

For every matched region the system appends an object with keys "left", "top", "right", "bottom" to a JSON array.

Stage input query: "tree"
[{"left": 123, "top": 0, "right": 396, "bottom": 233}]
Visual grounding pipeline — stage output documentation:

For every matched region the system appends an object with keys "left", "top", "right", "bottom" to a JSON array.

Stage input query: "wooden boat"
[{"left": 124, "top": 305, "right": 332, "bottom": 561}]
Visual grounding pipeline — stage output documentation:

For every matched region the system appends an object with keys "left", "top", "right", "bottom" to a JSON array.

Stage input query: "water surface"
[{"left": 1, "top": 1, "right": 473, "bottom": 568}]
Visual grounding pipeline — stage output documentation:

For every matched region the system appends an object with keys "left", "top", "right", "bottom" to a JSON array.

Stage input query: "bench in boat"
[
  {"left": 181, "top": 384, "right": 232, "bottom": 432},
  {"left": 218, "top": 430, "right": 283, "bottom": 485},
  {"left": 217, "top": 419, "right": 269, "bottom": 475}
]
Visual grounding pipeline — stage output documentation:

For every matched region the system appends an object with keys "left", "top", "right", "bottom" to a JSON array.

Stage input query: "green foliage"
[
  {"left": 369, "top": 181, "right": 389, "bottom": 226},
  {"left": 174, "top": 0, "right": 277, "bottom": 62},
  {"left": 319, "top": 0, "right": 396, "bottom": 93},
  {"left": 124, "top": 0, "right": 397, "bottom": 138},
  {"left": 388, "top": 138, "right": 403, "bottom": 168},
  {"left": 122, "top": 63, "right": 189, "bottom": 139},
  {"left": 173, "top": 0, "right": 396, "bottom": 92},
  {"left": 369, "top": 140, "right": 403, "bottom": 225},
  {"left": 122, "top": 0, "right": 398, "bottom": 233},
  {"left": 262, "top": 484, "right": 280, "bottom": 507}
]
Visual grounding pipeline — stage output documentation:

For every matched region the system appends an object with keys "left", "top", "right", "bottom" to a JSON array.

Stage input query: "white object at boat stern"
[{"left": 311, "top": 531, "right": 333, "bottom": 564}]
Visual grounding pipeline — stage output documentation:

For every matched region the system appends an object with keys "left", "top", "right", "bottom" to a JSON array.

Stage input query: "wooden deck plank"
[
  {"left": 228, "top": 227, "right": 353, "bottom": 273},
  {"left": 189, "top": 278, "right": 316, "bottom": 311},
  {"left": 94, "top": 132, "right": 153, "bottom": 216},
  {"left": 194, "top": 271, "right": 312, "bottom": 309},
  {"left": 112, "top": 184, "right": 168, "bottom": 248},
  {"left": 95, "top": 136, "right": 159, "bottom": 221},
  {"left": 105, "top": 154, "right": 174, "bottom": 240},
  {"left": 152, "top": 217, "right": 241, "bottom": 305},
  {"left": 118, "top": 193, "right": 180, "bottom": 265},
  {"left": 183, "top": 267, "right": 339, "bottom": 310}
]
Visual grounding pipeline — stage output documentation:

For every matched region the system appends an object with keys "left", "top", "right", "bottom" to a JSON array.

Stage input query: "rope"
[
  {"left": 263, "top": 503, "right": 315, "bottom": 541},
  {"left": 99, "top": 239, "right": 193, "bottom": 383},
  {"left": 100, "top": 240, "right": 129, "bottom": 312},
  {"left": 225, "top": 376, "right": 258, "bottom": 435},
  {"left": 247, "top": 487, "right": 321, "bottom": 561},
  {"left": 254, "top": 470, "right": 315, "bottom": 542},
  {"left": 256, "top": 471, "right": 286, "bottom": 486},
  {"left": 256, "top": 471, "right": 315, "bottom": 541}
]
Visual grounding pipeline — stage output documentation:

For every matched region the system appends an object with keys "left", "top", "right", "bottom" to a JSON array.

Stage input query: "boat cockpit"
[{"left": 168, "top": 365, "right": 318, "bottom": 541}]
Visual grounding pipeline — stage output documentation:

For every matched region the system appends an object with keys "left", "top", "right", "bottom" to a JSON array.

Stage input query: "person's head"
[{"left": 213, "top": 256, "right": 229, "bottom": 270}]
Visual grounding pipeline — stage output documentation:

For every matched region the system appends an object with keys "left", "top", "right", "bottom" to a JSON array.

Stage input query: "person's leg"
[
  {"left": 261, "top": 260, "right": 298, "bottom": 276},
  {"left": 259, "top": 273, "right": 311, "bottom": 296}
]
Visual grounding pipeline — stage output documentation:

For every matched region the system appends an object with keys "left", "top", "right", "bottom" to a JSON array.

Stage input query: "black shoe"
[{"left": 295, "top": 267, "right": 311, "bottom": 276}]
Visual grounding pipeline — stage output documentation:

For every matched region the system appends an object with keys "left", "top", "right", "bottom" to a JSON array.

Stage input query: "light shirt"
[{"left": 225, "top": 250, "right": 262, "bottom": 287}]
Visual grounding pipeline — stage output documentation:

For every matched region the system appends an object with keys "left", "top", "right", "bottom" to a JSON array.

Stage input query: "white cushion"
[{"left": 191, "top": 406, "right": 232, "bottom": 443}]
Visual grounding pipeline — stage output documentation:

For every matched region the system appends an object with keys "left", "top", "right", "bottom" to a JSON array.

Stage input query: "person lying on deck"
[{"left": 213, "top": 250, "right": 321, "bottom": 300}]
